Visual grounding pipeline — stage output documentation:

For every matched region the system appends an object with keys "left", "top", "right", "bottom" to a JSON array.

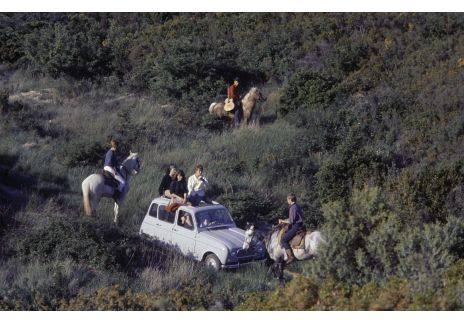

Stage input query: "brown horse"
[{"left": 208, "top": 87, "right": 266, "bottom": 125}]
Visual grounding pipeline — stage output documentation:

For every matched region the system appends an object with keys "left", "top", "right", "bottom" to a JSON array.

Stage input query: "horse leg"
[
  {"left": 90, "top": 195, "right": 100, "bottom": 218},
  {"left": 113, "top": 202, "right": 120, "bottom": 225},
  {"left": 278, "top": 261, "right": 285, "bottom": 287}
]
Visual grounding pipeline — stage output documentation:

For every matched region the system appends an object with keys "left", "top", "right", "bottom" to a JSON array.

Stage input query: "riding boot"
[{"left": 285, "top": 248, "right": 295, "bottom": 264}]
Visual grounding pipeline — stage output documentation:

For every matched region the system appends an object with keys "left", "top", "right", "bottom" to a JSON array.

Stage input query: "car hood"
[{"left": 197, "top": 227, "right": 246, "bottom": 250}]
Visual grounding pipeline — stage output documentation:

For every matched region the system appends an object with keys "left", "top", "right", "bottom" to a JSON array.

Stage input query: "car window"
[
  {"left": 177, "top": 210, "right": 194, "bottom": 230},
  {"left": 158, "top": 205, "right": 175, "bottom": 223},
  {"left": 196, "top": 208, "right": 234, "bottom": 228},
  {"left": 148, "top": 203, "right": 158, "bottom": 218}
]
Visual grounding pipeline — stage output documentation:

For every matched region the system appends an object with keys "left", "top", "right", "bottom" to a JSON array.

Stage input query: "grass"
[{"left": 0, "top": 70, "right": 291, "bottom": 310}]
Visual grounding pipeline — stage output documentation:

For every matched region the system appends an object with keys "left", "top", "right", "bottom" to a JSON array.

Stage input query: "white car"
[{"left": 139, "top": 197, "right": 266, "bottom": 270}]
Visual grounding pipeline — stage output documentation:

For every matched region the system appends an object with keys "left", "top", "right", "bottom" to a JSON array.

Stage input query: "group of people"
[
  {"left": 158, "top": 164, "right": 211, "bottom": 208},
  {"left": 102, "top": 129, "right": 303, "bottom": 264}
]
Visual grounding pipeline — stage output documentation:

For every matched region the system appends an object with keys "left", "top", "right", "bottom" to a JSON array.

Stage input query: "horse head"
[
  {"left": 122, "top": 152, "right": 142, "bottom": 175},
  {"left": 248, "top": 87, "right": 266, "bottom": 102},
  {"left": 242, "top": 221, "right": 273, "bottom": 250}
]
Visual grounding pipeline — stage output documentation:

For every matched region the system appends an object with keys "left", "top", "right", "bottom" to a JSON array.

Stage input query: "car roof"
[{"left": 150, "top": 197, "right": 227, "bottom": 213}]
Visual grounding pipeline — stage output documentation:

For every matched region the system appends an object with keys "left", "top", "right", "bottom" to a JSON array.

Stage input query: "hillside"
[{"left": 1, "top": 13, "right": 464, "bottom": 310}]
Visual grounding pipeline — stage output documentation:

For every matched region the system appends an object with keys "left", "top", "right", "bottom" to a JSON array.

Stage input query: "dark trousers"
[
  {"left": 187, "top": 194, "right": 212, "bottom": 207},
  {"left": 232, "top": 101, "right": 242, "bottom": 126},
  {"left": 281, "top": 223, "right": 303, "bottom": 250}
]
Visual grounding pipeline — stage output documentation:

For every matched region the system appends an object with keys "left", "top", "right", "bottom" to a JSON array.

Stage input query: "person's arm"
[
  {"left": 279, "top": 206, "right": 293, "bottom": 224},
  {"left": 288, "top": 205, "right": 295, "bottom": 225},
  {"left": 158, "top": 175, "right": 167, "bottom": 195},
  {"left": 187, "top": 176, "right": 194, "bottom": 195}
]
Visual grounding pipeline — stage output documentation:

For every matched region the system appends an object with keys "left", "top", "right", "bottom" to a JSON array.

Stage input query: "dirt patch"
[{"left": 9, "top": 88, "right": 60, "bottom": 105}]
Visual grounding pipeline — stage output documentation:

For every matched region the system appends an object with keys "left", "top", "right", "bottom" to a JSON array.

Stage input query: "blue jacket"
[
  {"left": 289, "top": 203, "right": 303, "bottom": 225},
  {"left": 104, "top": 149, "right": 119, "bottom": 169}
]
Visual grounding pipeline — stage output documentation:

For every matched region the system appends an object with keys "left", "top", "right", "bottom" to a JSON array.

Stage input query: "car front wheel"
[{"left": 204, "top": 253, "right": 222, "bottom": 271}]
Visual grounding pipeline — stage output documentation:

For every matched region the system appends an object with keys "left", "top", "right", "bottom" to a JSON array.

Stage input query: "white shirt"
[{"left": 187, "top": 174, "right": 208, "bottom": 196}]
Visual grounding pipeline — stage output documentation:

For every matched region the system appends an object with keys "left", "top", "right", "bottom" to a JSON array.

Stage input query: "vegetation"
[{"left": 1, "top": 13, "right": 464, "bottom": 310}]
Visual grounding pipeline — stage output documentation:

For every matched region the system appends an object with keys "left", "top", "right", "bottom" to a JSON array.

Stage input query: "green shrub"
[
  {"left": 279, "top": 70, "right": 337, "bottom": 117},
  {"left": 218, "top": 191, "right": 278, "bottom": 227},
  {"left": 0, "top": 88, "right": 9, "bottom": 113},
  {"left": 59, "top": 140, "right": 106, "bottom": 168},
  {"left": 24, "top": 14, "right": 111, "bottom": 79}
]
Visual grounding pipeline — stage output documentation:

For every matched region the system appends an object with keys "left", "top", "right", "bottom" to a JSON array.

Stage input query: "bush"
[
  {"left": 24, "top": 14, "right": 111, "bottom": 79},
  {"left": 237, "top": 276, "right": 319, "bottom": 310},
  {"left": 278, "top": 70, "right": 337, "bottom": 117},
  {"left": 59, "top": 140, "right": 106, "bottom": 168},
  {"left": 12, "top": 214, "right": 166, "bottom": 273},
  {"left": 218, "top": 191, "right": 278, "bottom": 227},
  {"left": 200, "top": 114, "right": 226, "bottom": 133},
  {"left": 0, "top": 88, "right": 9, "bottom": 113}
]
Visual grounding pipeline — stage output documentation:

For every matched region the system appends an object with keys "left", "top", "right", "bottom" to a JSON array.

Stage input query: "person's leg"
[
  {"left": 200, "top": 194, "right": 212, "bottom": 204},
  {"left": 114, "top": 173, "right": 126, "bottom": 192},
  {"left": 233, "top": 107, "right": 240, "bottom": 127},
  {"left": 281, "top": 225, "right": 300, "bottom": 250},
  {"left": 188, "top": 194, "right": 201, "bottom": 207}
]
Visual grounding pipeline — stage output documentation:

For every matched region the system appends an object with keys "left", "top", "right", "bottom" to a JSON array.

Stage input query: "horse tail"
[
  {"left": 209, "top": 102, "right": 216, "bottom": 114},
  {"left": 82, "top": 179, "right": 92, "bottom": 216}
]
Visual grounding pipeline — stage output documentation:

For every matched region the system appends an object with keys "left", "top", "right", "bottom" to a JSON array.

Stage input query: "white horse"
[
  {"left": 81, "top": 152, "right": 142, "bottom": 224},
  {"left": 243, "top": 223, "right": 327, "bottom": 282}
]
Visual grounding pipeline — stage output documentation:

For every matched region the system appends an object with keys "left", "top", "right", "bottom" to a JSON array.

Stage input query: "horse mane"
[{"left": 242, "top": 87, "right": 258, "bottom": 102}]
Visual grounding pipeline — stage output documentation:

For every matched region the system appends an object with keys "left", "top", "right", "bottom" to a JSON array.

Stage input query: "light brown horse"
[{"left": 208, "top": 87, "right": 266, "bottom": 125}]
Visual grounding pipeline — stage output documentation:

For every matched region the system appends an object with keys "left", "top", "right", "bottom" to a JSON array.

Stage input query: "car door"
[
  {"left": 142, "top": 202, "right": 159, "bottom": 238},
  {"left": 171, "top": 209, "right": 197, "bottom": 257},
  {"left": 156, "top": 204, "right": 176, "bottom": 244}
]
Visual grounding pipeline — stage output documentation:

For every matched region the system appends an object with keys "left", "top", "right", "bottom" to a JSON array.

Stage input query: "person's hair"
[
  {"left": 178, "top": 169, "right": 185, "bottom": 179},
  {"left": 195, "top": 164, "right": 203, "bottom": 172},
  {"left": 110, "top": 139, "right": 119, "bottom": 148},
  {"left": 233, "top": 77, "right": 240, "bottom": 82},
  {"left": 287, "top": 193, "right": 297, "bottom": 203}
]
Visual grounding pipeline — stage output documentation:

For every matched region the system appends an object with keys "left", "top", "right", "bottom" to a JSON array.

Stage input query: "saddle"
[
  {"left": 278, "top": 224, "right": 307, "bottom": 249},
  {"left": 101, "top": 170, "right": 119, "bottom": 189},
  {"left": 289, "top": 227, "right": 307, "bottom": 249}
]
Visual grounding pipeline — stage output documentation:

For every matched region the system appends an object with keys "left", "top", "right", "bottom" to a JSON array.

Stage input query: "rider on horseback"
[
  {"left": 278, "top": 193, "right": 304, "bottom": 264},
  {"left": 103, "top": 139, "right": 125, "bottom": 193},
  {"left": 227, "top": 77, "right": 242, "bottom": 127}
]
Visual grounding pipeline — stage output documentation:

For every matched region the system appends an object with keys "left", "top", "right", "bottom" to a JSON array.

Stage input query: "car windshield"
[{"left": 196, "top": 208, "right": 234, "bottom": 228}]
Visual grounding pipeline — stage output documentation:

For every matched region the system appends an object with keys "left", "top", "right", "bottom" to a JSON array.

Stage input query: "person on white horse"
[
  {"left": 81, "top": 143, "right": 141, "bottom": 224},
  {"left": 278, "top": 193, "right": 304, "bottom": 264},
  {"left": 103, "top": 139, "right": 125, "bottom": 197}
]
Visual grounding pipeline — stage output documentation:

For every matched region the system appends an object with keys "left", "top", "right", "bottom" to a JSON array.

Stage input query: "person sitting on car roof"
[
  {"left": 187, "top": 164, "right": 211, "bottom": 206},
  {"left": 158, "top": 165, "right": 177, "bottom": 198},
  {"left": 169, "top": 169, "right": 188, "bottom": 204}
]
